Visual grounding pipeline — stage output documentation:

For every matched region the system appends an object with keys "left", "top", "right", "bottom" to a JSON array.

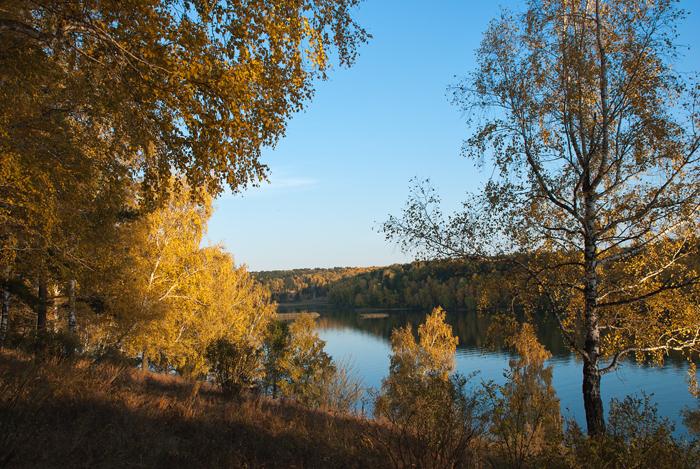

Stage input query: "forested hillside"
[
  {"left": 255, "top": 267, "right": 375, "bottom": 303},
  {"left": 256, "top": 260, "right": 516, "bottom": 311},
  {"left": 327, "top": 260, "right": 515, "bottom": 310}
]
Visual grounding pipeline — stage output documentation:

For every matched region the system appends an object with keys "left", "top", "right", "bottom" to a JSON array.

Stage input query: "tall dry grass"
[{"left": 0, "top": 351, "right": 384, "bottom": 468}]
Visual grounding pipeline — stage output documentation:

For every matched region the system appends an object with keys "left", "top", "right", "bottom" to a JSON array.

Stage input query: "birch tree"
[{"left": 384, "top": 0, "right": 700, "bottom": 435}]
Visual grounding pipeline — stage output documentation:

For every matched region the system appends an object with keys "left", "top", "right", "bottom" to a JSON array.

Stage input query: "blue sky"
[{"left": 206, "top": 0, "right": 700, "bottom": 272}]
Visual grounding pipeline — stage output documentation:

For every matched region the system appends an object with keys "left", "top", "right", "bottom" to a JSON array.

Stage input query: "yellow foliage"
[
  {"left": 275, "top": 314, "right": 336, "bottom": 407},
  {"left": 390, "top": 306, "right": 458, "bottom": 381},
  {"left": 85, "top": 186, "right": 274, "bottom": 376},
  {"left": 487, "top": 323, "right": 563, "bottom": 466}
]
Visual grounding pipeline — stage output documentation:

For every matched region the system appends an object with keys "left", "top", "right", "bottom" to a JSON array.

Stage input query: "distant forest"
[{"left": 255, "top": 260, "right": 515, "bottom": 311}]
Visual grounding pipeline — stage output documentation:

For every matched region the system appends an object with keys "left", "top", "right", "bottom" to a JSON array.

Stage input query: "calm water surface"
[{"left": 284, "top": 306, "right": 699, "bottom": 433}]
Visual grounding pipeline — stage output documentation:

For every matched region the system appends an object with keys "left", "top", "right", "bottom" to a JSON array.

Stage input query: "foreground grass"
[{"left": 0, "top": 351, "right": 384, "bottom": 469}]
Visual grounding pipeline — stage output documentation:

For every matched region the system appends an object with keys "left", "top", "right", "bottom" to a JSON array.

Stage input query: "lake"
[{"left": 281, "top": 305, "right": 699, "bottom": 434}]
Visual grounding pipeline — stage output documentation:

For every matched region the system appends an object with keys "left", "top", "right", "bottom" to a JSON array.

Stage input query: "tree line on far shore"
[{"left": 256, "top": 260, "right": 517, "bottom": 311}]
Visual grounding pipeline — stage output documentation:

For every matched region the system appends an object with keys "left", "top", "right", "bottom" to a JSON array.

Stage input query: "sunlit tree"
[
  {"left": 486, "top": 322, "right": 562, "bottom": 467},
  {"left": 385, "top": 0, "right": 700, "bottom": 435},
  {"left": 276, "top": 313, "right": 336, "bottom": 407},
  {"left": 374, "top": 307, "right": 484, "bottom": 468},
  {"left": 81, "top": 186, "right": 275, "bottom": 375},
  {"left": 1, "top": 0, "right": 367, "bottom": 334},
  {"left": 1, "top": 0, "right": 367, "bottom": 197},
  {"left": 375, "top": 307, "right": 459, "bottom": 415}
]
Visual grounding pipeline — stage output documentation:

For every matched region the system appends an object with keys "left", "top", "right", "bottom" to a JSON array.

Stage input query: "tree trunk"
[
  {"left": 583, "top": 189, "right": 605, "bottom": 435},
  {"left": 37, "top": 279, "right": 48, "bottom": 331},
  {"left": 67, "top": 279, "right": 77, "bottom": 333},
  {"left": 141, "top": 348, "right": 149, "bottom": 373},
  {"left": 582, "top": 358, "right": 605, "bottom": 435},
  {"left": 0, "top": 287, "right": 9, "bottom": 348}
]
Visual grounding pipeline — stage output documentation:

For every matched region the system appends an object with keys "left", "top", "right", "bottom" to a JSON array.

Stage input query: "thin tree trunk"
[
  {"left": 583, "top": 189, "right": 605, "bottom": 435},
  {"left": 0, "top": 287, "right": 9, "bottom": 348},
  {"left": 141, "top": 348, "right": 149, "bottom": 373},
  {"left": 583, "top": 358, "right": 605, "bottom": 435},
  {"left": 37, "top": 278, "right": 48, "bottom": 331},
  {"left": 582, "top": 271, "right": 606, "bottom": 435},
  {"left": 67, "top": 279, "right": 77, "bottom": 333}
]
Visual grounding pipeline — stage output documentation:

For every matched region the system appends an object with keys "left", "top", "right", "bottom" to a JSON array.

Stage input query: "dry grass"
[{"left": 0, "top": 350, "right": 385, "bottom": 469}]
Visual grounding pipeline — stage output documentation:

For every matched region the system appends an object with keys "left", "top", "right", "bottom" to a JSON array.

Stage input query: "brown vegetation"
[{"left": 0, "top": 350, "right": 383, "bottom": 469}]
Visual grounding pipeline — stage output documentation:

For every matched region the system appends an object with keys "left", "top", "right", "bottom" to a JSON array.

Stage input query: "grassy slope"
[{"left": 0, "top": 351, "right": 384, "bottom": 469}]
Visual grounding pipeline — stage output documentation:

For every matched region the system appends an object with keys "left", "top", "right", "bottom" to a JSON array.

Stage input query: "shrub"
[
  {"left": 205, "top": 338, "right": 262, "bottom": 397},
  {"left": 270, "top": 314, "right": 337, "bottom": 408},
  {"left": 485, "top": 322, "right": 563, "bottom": 468},
  {"left": 317, "top": 361, "right": 364, "bottom": 413},
  {"left": 30, "top": 330, "right": 81, "bottom": 360},
  {"left": 682, "top": 406, "right": 700, "bottom": 437},
  {"left": 565, "top": 394, "right": 699, "bottom": 469},
  {"left": 373, "top": 308, "right": 486, "bottom": 468},
  {"left": 261, "top": 320, "right": 289, "bottom": 398},
  {"left": 374, "top": 372, "right": 486, "bottom": 469},
  {"left": 262, "top": 316, "right": 363, "bottom": 412},
  {"left": 90, "top": 346, "right": 140, "bottom": 367}
]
